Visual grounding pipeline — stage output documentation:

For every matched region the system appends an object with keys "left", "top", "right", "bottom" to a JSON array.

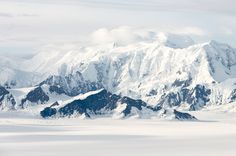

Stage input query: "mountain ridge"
[{"left": 1, "top": 35, "right": 236, "bottom": 117}]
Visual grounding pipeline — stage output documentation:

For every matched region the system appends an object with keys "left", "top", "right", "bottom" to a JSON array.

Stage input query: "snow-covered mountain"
[
  {"left": 1, "top": 33, "right": 236, "bottom": 119},
  {"left": 0, "top": 55, "right": 42, "bottom": 88}
]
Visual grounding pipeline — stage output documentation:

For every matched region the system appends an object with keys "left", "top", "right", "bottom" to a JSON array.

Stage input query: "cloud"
[
  {"left": 172, "top": 27, "right": 206, "bottom": 36},
  {"left": 0, "top": 12, "right": 38, "bottom": 18},
  {"left": 0, "top": 12, "right": 13, "bottom": 18},
  {"left": 17, "top": 13, "right": 39, "bottom": 17},
  {"left": 89, "top": 26, "right": 206, "bottom": 46},
  {"left": 221, "top": 27, "right": 234, "bottom": 35},
  {"left": 21, "top": 0, "right": 236, "bottom": 15},
  {"left": 90, "top": 26, "right": 156, "bottom": 45}
]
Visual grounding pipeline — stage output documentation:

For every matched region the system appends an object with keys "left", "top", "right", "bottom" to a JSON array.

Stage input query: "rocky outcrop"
[
  {"left": 0, "top": 86, "right": 16, "bottom": 110},
  {"left": 21, "top": 86, "right": 49, "bottom": 108},
  {"left": 40, "top": 73, "right": 103, "bottom": 96},
  {"left": 40, "top": 89, "right": 196, "bottom": 120},
  {"left": 158, "top": 84, "right": 211, "bottom": 111}
]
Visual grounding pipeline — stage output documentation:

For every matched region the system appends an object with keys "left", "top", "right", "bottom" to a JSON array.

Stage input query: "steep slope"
[
  {"left": 202, "top": 41, "right": 236, "bottom": 82},
  {"left": 0, "top": 86, "right": 16, "bottom": 110},
  {"left": 19, "top": 85, "right": 70, "bottom": 109}
]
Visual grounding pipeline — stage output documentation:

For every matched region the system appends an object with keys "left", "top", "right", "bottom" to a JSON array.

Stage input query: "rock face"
[
  {"left": 40, "top": 74, "right": 103, "bottom": 96},
  {"left": 0, "top": 86, "right": 9, "bottom": 96},
  {"left": 40, "top": 89, "right": 196, "bottom": 120},
  {"left": 0, "top": 86, "right": 16, "bottom": 110},
  {"left": 229, "top": 89, "right": 236, "bottom": 103},
  {"left": 21, "top": 86, "right": 49, "bottom": 108},
  {"left": 158, "top": 84, "right": 211, "bottom": 111},
  {"left": 49, "top": 85, "right": 66, "bottom": 95},
  {"left": 58, "top": 89, "right": 121, "bottom": 117},
  {"left": 189, "top": 85, "right": 211, "bottom": 110},
  {"left": 173, "top": 110, "right": 196, "bottom": 120},
  {"left": 40, "top": 107, "right": 57, "bottom": 118}
]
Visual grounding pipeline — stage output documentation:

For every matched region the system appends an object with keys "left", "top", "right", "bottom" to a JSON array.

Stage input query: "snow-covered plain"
[{"left": 1, "top": 110, "right": 236, "bottom": 156}]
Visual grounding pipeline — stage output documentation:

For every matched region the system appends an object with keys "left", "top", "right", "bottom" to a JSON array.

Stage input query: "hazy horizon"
[{"left": 0, "top": 0, "right": 235, "bottom": 56}]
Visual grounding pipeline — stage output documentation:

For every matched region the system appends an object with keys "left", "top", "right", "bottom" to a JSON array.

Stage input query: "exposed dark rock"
[
  {"left": 172, "top": 78, "right": 192, "bottom": 88},
  {"left": 50, "top": 101, "right": 60, "bottom": 107},
  {"left": 189, "top": 85, "right": 211, "bottom": 111},
  {"left": 40, "top": 89, "right": 195, "bottom": 120},
  {"left": 0, "top": 86, "right": 16, "bottom": 110},
  {"left": 58, "top": 89, "right": 120, "bottom": 117},
  {"left": 118, "top": 96, "right": 149, "bottom": 116},
  {"left": 41, "top": 89, "right": 156, "bottom": 118},
  {"left": 49, "top": 85, "right": 66, "bottom": 95},
  {"left": 157, "top": 84, "right": 211, "bottom": 111},
  {"left": 167, "top": 92, "right": 181, "bottom": 106},
  {"left": 40, "top": 73, "right": 103, "bottom": 96},
  {"left": 146, "top": 89, "right": 157, "bottom": 96},
  {"left": 40, "top": 107, "right": 57, "bottom": 118},
  {"left": 174, "top": 110, "right": 197, "bottom": 120},
  {"left": 0, "top": 86, "right": 9, "bottom": 96},
  {"left": 21, "top": 86, "right": 49, "bottom": 108},
  {"left": 229, "top": 89, "right": 236, "bottom": 103}
]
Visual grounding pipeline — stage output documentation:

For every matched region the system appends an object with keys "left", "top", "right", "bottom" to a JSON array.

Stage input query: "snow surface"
[{"left": 0, "top": 110, "right": 236, "bottom": 156}]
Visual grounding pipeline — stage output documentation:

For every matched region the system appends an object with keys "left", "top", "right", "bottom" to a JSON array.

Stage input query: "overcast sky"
[{"left": 0, "top": 0, "right": 235, "bottom": 56}]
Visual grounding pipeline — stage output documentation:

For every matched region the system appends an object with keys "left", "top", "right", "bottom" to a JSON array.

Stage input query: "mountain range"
[{"left": 1, "top": 33, "right": 236, "bottom": 120}]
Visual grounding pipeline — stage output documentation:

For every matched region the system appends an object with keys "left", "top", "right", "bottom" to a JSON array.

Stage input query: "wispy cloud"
[
  {"left": 17, "top": 13, "right": 38, "bottom": 17},
  {"left": 16, "top": 0, "right": 235, "bottom": 15},
  {"left": 0, "top": 12, "right": 14, "bottom": 18},
  {"left": 172, "top": 27, "right": 206, "bottom": 36},
  {"left": 0, "top": 12, "right": 38, "bottom": 18}
]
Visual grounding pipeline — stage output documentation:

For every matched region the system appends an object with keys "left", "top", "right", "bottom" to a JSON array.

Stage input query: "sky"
[{"left": 0, "top": 0, "right": 235, "bottom": 56}]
